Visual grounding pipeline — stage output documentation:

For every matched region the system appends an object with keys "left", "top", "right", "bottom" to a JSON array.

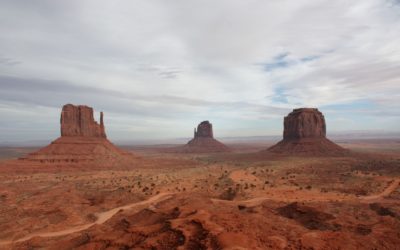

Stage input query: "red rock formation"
[
  {"left": 194, "top": 121, "right": 214, "bottom": 138},
  {"left": 21, "top": 104, "right": 135, "bottom": 165},
  {"left": 268, "top": 108, "right": 347, "bottom": 155},
  {"left": 169, "top": 121, "right": 230, "bottom": 153},
  {"left": 283, "top": 108, "right": 325, "bottom": 140},
  {"left": 60, "top": 104, "right": 106, "bottom": 138}
]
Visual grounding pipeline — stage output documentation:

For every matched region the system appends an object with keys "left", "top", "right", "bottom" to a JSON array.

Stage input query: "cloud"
[
  {"left": 0, "top": 74, "right": 289, "bottom": 141},
  {"left": 0, "top": 0, "right": 399, "bottom": 142},
  {"left": 0, "top": 55, "right": 21, "bottom": 66}
]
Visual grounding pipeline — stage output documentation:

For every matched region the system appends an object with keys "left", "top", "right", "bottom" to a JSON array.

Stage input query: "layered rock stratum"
[
  {"left": 20, "top": 104, "right": 134, "bottom": 165},
  {"left": 268, "top": 108, "right": 347, "bottom": 155}
]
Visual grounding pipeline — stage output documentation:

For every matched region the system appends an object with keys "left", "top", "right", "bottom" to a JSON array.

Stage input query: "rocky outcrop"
[
  {"left": 268, "top": 108, "right": 347, "bottom": 155},
  {"left": 61, "top": 104, "right": 106, "bottom": 138},
  {"left": 194, "top": 121, "right": 214, "bottom": 138},
  {"left": 21, "top": 104, "right": 135, "bottom": 165},
  {"left": 283, "top": 108, "right": 325, "bottom": 140},
  {"left": 169, "top": 121, "right": 230, "bottom": 153}
]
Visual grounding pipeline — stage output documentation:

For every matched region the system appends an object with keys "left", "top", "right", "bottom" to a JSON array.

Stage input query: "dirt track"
[
  {"left": 212, "top": 178, "right": 400, "bottom": 205},
  {"left": 0, "top": 178, "right": 398, "bottom": 247},
  {"left": 0, "top": 192, "right": 173, "bottom": 247},
  {"left": 359, "top": 179, "right": 400, "bottom": 203}
]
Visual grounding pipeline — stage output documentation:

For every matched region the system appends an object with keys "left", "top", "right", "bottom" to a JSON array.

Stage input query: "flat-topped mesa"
[
  {"left": 267, "top": 108, "right": 347, "bottom": 156},
  {"left": 60, "top": 104, "right": 106, "bottom": 138},
  {"left": 283, "top": 108, "right": 326, "bottom": 140},
  {"left": 194, "top": 121, "right": 214, "bottom": 138}
]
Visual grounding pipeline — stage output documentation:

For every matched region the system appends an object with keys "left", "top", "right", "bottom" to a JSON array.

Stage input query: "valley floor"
[{"left": 0, "top": 140, "right": 399, "bottom": 249}]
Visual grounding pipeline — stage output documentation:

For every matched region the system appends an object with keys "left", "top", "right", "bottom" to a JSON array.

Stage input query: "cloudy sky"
[{"left": 1, "top": 0, "right": 399, "bottom": 143}]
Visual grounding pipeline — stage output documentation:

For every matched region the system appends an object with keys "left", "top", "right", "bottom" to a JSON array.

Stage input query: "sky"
[{"left": 0, "top": 0, "right": 400, "bottom": 143}]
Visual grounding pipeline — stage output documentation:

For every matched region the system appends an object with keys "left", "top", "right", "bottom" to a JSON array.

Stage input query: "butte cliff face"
[
  {"left": 194, "top": 121, "right": 214, "bottom": 138},
  {"left": 268, "top": 108, "right": 346, "bottom": 155},
  {"left": 21, "top": 104, "right": 134, "bottom": 165},
  {"left": 172, "top": 121, "right": 230, "bottom": 153},
  {"left": 60, "top": 104, "right": 106, "bottom": 138},
  {"left": 283, "top": 108, "right": 326, "bottom": 140}
]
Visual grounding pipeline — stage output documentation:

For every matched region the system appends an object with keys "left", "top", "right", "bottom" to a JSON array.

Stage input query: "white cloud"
[{"left": 0, "top": 0, "right": 399, "bottom": 142}]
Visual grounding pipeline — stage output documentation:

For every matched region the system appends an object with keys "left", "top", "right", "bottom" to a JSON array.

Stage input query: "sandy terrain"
[{"left": 0, "top": 139, "right": 399, "bottom": 249}]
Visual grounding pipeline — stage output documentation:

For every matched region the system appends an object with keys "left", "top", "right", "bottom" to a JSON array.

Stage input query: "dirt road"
[
  {"left": 0, "top": 192, "right": 173, "bottom": 247},
  {"left": 359, "top": 179, "right": 400, "bottom": 203},
  {"left": 212, "top": 178, "right": 400, "bottom": 206},
  {"left": 1, "top": 178, "right": 398, "bottom": 247}
]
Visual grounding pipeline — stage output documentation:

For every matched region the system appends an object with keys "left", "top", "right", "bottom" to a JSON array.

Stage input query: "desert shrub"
[{"left": 219, "top": 187, "right": 236, "bottom": 200}]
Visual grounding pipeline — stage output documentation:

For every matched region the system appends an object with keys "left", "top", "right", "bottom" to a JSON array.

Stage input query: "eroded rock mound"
[
  {"left": 268, "top": 108, "right": 347, "bottom": 155},
  {"left": 20, "top": 104, "right": 134, "bottom": 165},
  {"left": 18, "top": 204, "right": 222, "bottom": 249},
  {"left": 170, "top": 121, "right": 230, "bottom": 153}
]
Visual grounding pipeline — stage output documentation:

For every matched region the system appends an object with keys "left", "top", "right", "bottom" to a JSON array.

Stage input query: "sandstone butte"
[
  {"left": 268, "top": 108, "right": 347, "bottom": 155},
  {"left": 175, "top": 121, "right": 230, "bottom": 153},
  {"left": 60, "top": 104, "right": 106, "bottom": 138},
  {"left": 20, "top": 104, "right": 134, "bottom": 165}
]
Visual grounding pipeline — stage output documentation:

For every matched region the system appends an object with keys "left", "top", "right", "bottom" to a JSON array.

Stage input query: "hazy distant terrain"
[{"left": 2, "top": 135, "right": 400, "bottom": 160}]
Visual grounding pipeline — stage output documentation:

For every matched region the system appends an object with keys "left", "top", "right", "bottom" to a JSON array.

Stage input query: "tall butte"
[
  {"left": 60, "top": 104, "right": 106, "bottom": 138},
  {"left": 177, "top": 121, "right": 230, "bottom": 153},
  {"left": 21, "top": 104, "right": 134, "bottom": 165},
  {"left": 268, "top": 108, "right": 347, "bottom": 155}
]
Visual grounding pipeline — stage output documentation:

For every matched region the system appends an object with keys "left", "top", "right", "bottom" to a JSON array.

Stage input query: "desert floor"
[{"left": 0, "top": 139, "right": 399, "bottom": 249}]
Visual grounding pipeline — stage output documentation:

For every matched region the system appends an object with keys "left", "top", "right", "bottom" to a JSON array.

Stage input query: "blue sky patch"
[
  {"left": 321, "top": 99, "right": 376, "bottom": 111},
  {"left": 263, "top": 52, "right": 291, "bottom": 71},
  {"left": 263, "top": 52, "right": 320, "bottom": 72},
  {"left": 271, "top": 87, "right": 289, "bottom": 104},
  {"left": 300, "top": 55, "right": 320, "bottom": 62}
]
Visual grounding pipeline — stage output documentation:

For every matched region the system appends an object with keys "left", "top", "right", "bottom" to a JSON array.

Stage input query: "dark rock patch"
[{"left": 277, "top": 202, "right": 338, "bottom": 231}]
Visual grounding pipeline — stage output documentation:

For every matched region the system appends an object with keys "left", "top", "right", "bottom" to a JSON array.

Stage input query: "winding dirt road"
[
  {"left": 1, "top": 178, "right": 398, "bottom": 247},
  {"left": 0, "top": 192, "right": 173, "bottom": 247},
  {"left": 359, "top": 179, "right": 400, "bottom": 203},
  {"left": 212, "top": 178, "right": 400, "bottom": 206}
]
